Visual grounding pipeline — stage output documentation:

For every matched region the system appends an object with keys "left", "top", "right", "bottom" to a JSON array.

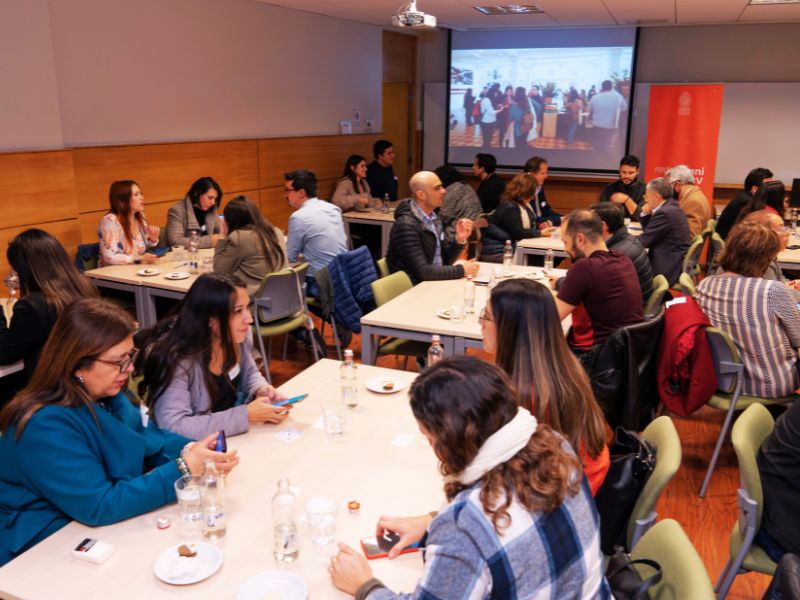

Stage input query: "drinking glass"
[
  {"left": 321, "top": 398, "right": 347, "bottom": 441},
  {"left": 202, "top": 256, "right": 213, "bottom": 273},
  {"left": 174, "top": 477, "right": 204, "bottom": 528},
  {"left": 171, "top": 246, "right": 186, "bottom": 265},
  {"left": 305, "top": 497, "right": 338, "bottom": 545},
  {"left": 449, "top": 304, "right": 464, "bottom": 324}
]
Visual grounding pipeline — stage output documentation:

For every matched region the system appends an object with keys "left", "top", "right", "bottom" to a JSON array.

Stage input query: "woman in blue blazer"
[{"left": 0, "top": 298, "right": 238, "bottom": 566}]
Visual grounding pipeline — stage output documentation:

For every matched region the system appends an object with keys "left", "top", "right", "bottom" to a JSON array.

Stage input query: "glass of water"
[
  {"left": 174, "top": 477, "right": 204, "bottom": 530},
  {"left": 305, "top": 497, "right": 338, "bottom": 545},
  {"left": 171, "top": 246, "right": 186, "bottom": 265},
  {"left": 449, "top": 304, "right": 464, "bottom": 324},
  {"left": 321, "top": 398, "right": 347, "bottom": 441}
]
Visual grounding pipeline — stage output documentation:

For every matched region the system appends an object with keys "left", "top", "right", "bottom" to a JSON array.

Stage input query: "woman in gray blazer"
[
  {"left": 166, "top": 176, "right": 223, "bottom": 249},
  {"left": 135, "top": 273, "right": 290, "bottom": 439}
]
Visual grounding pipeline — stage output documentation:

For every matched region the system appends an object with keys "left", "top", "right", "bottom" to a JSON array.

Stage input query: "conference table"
[
  {"left": 360, "top": 263, "right": 568, "bottom": 365},
  {"left": 85, "top": 250, "right": 214, "bottom": 328},
  {"left": 0, "top": 298, "right": 24, "bottom": 379},
  {"left": 0, "top": 359, "right": 442, "bottom": 600},
  {"left": 342, "top": 206, "right": 395, "bottom": 257},
  {"left": 512, "top": 222, "right": 643, "bottom": 265}
]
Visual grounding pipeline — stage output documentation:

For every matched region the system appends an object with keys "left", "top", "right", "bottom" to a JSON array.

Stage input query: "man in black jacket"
[
  {"left": 639, "top": 178, "right": 692, "bottom": 286},
  {"left": 386, "top": 171, "right": 479, "bottom": 284},
  {"left": 473, "top": 153, "right": 505, "bottom": 214},
  {"left": 716, "top": 167, "right": 773, "bottom": 240},
  {"left": 591, "top": 202, "right": 654, "bottom": 301},
  {"left": 598, "top": 154, "right": 647, "bottom": 221}
]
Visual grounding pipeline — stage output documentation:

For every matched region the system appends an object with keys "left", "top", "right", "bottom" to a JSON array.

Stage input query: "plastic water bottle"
[
  {"left": 544, "top": 248, "right": 555, "bottom": 274},
  {"left": 463, "top": 275, "right": 476, "bottom": 314},
  {"left": 382, "top": 193, "right": 391, "bottom": 213},
  {"left": 503, "top": 240, "right": 513, "bottom": 267},
  {"left": 189, "top": 230, "right": 199, "bottom": 274},
  {"left": 201, "top": 461, "right": 226, "bottom": 539},
  {"left": 428, "top": 334, "right": 444, "bottom": 366},
  {"left": 340, "top": 349, "right": 358, "bottom": 409},
  {"left": 272, "top": 478, "right": 299, "bottom": 563}
]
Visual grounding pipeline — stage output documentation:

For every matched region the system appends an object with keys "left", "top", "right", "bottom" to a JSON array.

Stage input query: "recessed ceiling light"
[
  {"left": 474, "top": 4, "right": 544, "bottom": 15},
  {"left": 749, "top": 0, "right": 800, "bottom": 4}
]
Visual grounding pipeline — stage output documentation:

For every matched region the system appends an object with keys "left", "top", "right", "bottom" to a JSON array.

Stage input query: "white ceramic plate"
[
  {"left": 366, "top": 376, "right": 406, "bottom": 394},
  {"left": 153, "top": 542, "right": 223, "bottom": 585},
  {"left": 435, "top": 308, "right": 451, "bottom": 320},
  {"left": 164, "top": 271, "right": 190, "bottom": 280},
  {"left": 237, "top": 571, "right": 308, "bottom": 600},
  {"left": 137, "top": 268, "right": 161, "bottom": 277}
]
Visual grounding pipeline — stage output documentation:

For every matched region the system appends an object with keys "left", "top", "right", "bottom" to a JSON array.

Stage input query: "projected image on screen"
[{"left": 447, "top": 29, "right": 637, "bottom": 172}]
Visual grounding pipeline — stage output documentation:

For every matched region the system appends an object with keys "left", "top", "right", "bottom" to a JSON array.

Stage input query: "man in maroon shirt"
[{"left": 554, "top": 209, "right": 644, "bottom": 354}]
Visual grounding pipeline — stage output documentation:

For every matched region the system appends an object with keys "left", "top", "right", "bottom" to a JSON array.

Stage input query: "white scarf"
[{"left": 448, "top": 407, "right": 538, "bottom": 486}]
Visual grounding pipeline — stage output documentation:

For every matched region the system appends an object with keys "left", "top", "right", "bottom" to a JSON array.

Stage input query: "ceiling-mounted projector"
[{"left": 391, "top": 1, "right": 437, "bottom": 28}]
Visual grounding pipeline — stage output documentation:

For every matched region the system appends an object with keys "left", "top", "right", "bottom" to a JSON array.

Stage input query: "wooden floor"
[{"left": 267, "top": 320, "right": 771, "bottom": 600}]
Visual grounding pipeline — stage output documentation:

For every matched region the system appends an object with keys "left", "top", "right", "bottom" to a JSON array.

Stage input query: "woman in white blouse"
[{"left": 97, "top": 180, "right": 160, "bottom": 266}]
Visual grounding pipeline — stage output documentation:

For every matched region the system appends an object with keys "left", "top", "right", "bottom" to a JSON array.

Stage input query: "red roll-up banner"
[{"left": 644, "top": 84, "right": 725, "bottom": 203}]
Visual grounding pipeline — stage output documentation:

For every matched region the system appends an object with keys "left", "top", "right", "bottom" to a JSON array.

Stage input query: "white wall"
[{"left": 1, "top": 0, "right": 382, "bottom": 151}]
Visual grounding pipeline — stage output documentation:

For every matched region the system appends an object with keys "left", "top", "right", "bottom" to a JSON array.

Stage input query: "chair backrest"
[
  {"left": 75, "top": 243, "right": 99, "bottom": 273},
  {"left": 253, "top": 262, "right": 309, "bottom": 324},
  {"left": 682, "top": 234, "right": 705, "bottom": 277},
  {"left": 376, "top": 257, "right": 390, "bottom": 279},
  {"left": 627, "top": 416, "right": 682, "bottom": 549},
  {"left": 630, "top": 519, "right": 716, "bottom": 600},
  {"left": 705, "top": 232, "right": 725, "bottom": 272},
  {"left": 157, "top": 227, "right": 168, "bottom": 248},
  {"left": 644, "top": 274, "right": 669, "bottom": 316},
  {"left": 371, "top": 271, "right": 413, "bottom": 307},
  {"left": 705, "top": 327, "right": 743, "bottom": 395},
  {"left": 677, "top": 272, "right": 696, "bottom": 296},
  {"left": 704, "top": 219, "right": 717, "bottom": 235},
  {"left": 731, "top": 403, "right": 775, "bottom": 525}
]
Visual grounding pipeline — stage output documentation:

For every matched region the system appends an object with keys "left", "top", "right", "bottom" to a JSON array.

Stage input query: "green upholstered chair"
[
  {"left": 644, "top": 274, "right": 669, "bottom": 316},
  {"left": 715, "top": 403, "right": 777, "bottom": 599},
  {"left": 627, "top": 416, "right": 682, "bottom": 549},
  {"left": 369, "top": 271, "right": 429, "bottom": 367},
  {"left": 677, "top": 272, "right": 696, "bottom": 296},
  {"left": 700, "top": 327, "right": 797, "bottom": 498},
  {"left": 682, "top": 234, "right": 705, "bottom": 280},
  {"left": 631, "top": 518, "right": 716, "bottom": 600},
  {"left": 253, "top": 262, "right": 320, "bottom": 383},
  {"left": 376, "top": 257, "right": 390, "bottom": 279}
]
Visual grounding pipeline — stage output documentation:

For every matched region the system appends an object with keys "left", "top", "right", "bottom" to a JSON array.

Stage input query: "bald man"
[{"left": 386, "top": 171, "right": 479, "bottom": 284}]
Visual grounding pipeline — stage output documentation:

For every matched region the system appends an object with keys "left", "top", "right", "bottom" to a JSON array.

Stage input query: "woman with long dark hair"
[
  {"left": 331, "top": 154, "right": 377, "bottom": 212},
  {"left": 0, "top": 229, "right": 98, "bottom": 380},
  {"left": 98, "top": 180, "right": 160, "bottom": 266},
  {"left": 0, "top": 298, "right": 237, "bottom": 566},
  {"left": 166, "top": 176, "right": 223, "bottom": 248},
  {"left": 329, "top": 357, "right": 608, "bottom": 598},
  {"left": 738, "top": 180, "right": 787, "bottom": 222},
  {"left": 136, "top": 272, "right": 289, "bottom": 439},
  {"left": 213, "top": 195, "right": 287, "bottom": 298},
  {"left": 508, "top": 86, "right": 532, "bottom": 149},
  {"left": 481, "top": 278, "right": 609, "bottom": 494}
]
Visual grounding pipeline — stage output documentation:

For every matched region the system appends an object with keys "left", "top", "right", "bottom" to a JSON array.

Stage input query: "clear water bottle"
[
  {"left": 341, "top": 349, "right": 358, "bottom": 409},
  {"left": 463, "top": 275, "right": 476, "bottom": 314},
  {"left": 791, "top": 209, "right": 798, "bottom": 235},
  {"left": 544, "top": 248, "right": 555, "bottom": 274},
  {"left": 4, "top": 271, "right": 19, "bottom": 312},
  {"left": 502, "top": 240, "right": 513, "bottom": 267},
  {"left": 272, "top": 478, "right": 299, "bottom": 563},
  {"left": 201, "top": 461, "right": 226, "bottom": 539},
  {"left": 382, "top": 193, "right": 391, "bottom": 214},
  {"left": 189, "top": 230, "right": 199, "bottom": 274},
  {"left": 428, "top": 334, "right": 444, "bottom": 366}
]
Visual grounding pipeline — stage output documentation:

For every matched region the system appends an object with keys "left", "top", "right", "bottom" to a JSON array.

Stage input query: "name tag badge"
[
  {"left": 139, "top": 403, "right": 150, "bottom": 428},
  {"left": 228, "top": 364, "right": 241, "bottom": 380}
]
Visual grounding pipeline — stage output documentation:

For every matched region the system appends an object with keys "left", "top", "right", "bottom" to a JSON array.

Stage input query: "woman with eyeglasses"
[
  {"left": 135, "top": 272, "right": 290, "bottom": 440},
  {"left": 479, "top": 278, "right": 610, "bottom": 495},
  {"left": 0, "top": 298, "right": 238, "bottom": 566},
  {"left": 329, "top": 357, "right": 608, "bottom": 598}
]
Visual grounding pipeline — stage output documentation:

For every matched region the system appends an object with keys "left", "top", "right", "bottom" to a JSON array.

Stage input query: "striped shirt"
[
  {"left": 367, "top": 477, "right": 609, "bottom": 600},
  {"left": 696, "top": 274, "right": 800, "bottom": 397}
]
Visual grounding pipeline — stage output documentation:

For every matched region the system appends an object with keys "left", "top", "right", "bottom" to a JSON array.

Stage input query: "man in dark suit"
[
  {"left": 639, "top": 177, "right": 692, "bottom": 286},
  {"left": 523, "top": 156, "right": 562, "bottom": 227}
]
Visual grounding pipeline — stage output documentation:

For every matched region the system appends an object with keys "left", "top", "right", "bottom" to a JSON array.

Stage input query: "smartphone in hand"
[
  {"left": 360, "top": 533, "right": 420, "bottom": 560},
  {"left": 273, "top": 393, "right": 308, "bottom": 407}
]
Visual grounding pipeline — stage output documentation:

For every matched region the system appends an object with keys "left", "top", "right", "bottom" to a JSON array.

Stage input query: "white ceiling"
[{"left": 253, "top": 0, "right": 800, "bottom": 29}]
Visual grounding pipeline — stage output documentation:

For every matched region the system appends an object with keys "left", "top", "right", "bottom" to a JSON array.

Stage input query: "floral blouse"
[{"left": 98, "top": 213, "right": 156, "bottom": 266}]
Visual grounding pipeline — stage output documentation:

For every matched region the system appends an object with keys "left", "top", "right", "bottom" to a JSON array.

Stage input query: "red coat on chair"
[{"left": 656, "top": 296, "right": 717, "bottom": 415}]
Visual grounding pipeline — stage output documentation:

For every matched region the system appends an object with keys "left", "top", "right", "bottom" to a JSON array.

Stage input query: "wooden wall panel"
[
  {"left": 0, "top": 150, "right": 77, "bottom": 229},
  {"left": 383, "top": 31, "right": 416, "bottom": 83},
  {"left": 0, "top": 219, "right": 81, "bottom": 276},
  {"left": 72, "top": 140, "right": 259, "bottom": 213},
  {"left": 258, "top": 134, "right": 381, "bottom": 189},
  {"left": 259, "top": 187, "right": 292, "bottom": 232}
]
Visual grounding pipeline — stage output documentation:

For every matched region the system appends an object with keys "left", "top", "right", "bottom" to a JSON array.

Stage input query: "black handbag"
[
  {"left": 594, "top": 427, "right": 657, "bottom": 554},
  {"left": 763, "top": 553, "right": 800, "bottom": 600},
  {"left": 606, "top": 546, "right": 662, "bottom": 600}
]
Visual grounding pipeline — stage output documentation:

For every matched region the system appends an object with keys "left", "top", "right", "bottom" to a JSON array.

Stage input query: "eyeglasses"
[
  {"left": 479, "top": 308, "right": 494, "bottom": 323},
  {"left": 95, "top": 349, "right": 138, "bottom": 373}
]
